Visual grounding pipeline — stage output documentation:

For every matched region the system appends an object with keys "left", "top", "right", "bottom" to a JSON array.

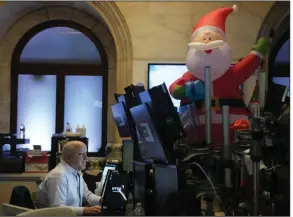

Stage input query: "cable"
[{"left": 191, "top": 162, "right": 229, "bottom": 216}]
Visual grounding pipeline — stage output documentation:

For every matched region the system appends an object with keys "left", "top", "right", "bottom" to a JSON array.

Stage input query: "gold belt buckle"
[{"left": 202, "top": 96, "right": 221, "bottom": 112}]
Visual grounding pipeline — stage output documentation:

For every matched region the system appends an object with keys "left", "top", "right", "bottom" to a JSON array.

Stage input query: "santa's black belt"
[{"left": 194, "top": 98, "right": 246, "bottom": 109}]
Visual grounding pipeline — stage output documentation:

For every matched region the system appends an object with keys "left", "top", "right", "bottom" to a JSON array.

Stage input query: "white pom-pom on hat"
[{"left": 233, "top": 5, "right": 238, "bottom": 13}]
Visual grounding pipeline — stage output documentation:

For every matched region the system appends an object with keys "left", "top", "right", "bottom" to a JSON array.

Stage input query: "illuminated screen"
[
  {"left": 101, "top": 164, "right": 116, "bottom": 186},
  {"left": 148, "top": 64, "right": 239, "bottom": 109},
  {"left": 148, "top": 64, "right": 187, "bottom": 109}
]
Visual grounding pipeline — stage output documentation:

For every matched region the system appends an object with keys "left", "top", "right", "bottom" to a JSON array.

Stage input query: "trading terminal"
[{"left": 109, "top": 70, "right": 290, "bottom": 216}]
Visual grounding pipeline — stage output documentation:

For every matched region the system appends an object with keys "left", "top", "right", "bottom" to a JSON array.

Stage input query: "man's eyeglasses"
[{"left": 77, "top": 153, "right": 87, "bottom": 158}]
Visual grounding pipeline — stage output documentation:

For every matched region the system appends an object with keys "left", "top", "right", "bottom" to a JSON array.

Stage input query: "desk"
[{"left": 0, "top": 173, "right": 45, "bottom": 183}]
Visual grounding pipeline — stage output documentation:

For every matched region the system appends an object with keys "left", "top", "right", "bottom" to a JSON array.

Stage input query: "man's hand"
[
  {"left": 185, "top": 80, "right": 205, "bottom": 101},
  {"left": 83, "top": 205, "right": 102, "bottom": 216},
  {"left": 252, "top": 37, "right": 270, "bottom": 56}
]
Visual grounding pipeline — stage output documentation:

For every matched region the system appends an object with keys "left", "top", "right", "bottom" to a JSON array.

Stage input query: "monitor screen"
[
  {"left": 130, "top": 104, "right": 168, "bottom": 164},
  {"left": 154, "top": 164, "right": 178, "bottom": 215},
  {"left": 133, "top": 161, "right": 146, "bottom": 205},
  {"left": 102, "top": 170, "right": 131, "bottom": 211},
  {"left": 122, "top": 140, "right": 134, "bottom": 172},
  {"left": 124, "top": 85, "right": 145, "bottom": 108},
  {"left": 148, "top": 63, "right": 241, "bottom": 109},
  {"left": 117, "top": 94, "right": 126, "bottom": 103},
  {"left": 111, "top": 102, "right": 131, "bottom": 138},
  {"left": 147, "top": 83, "right": 184, "bottom": 150},
  {"left": 148, "top": 64, "right": 187, "bottom": 109},
  {"left": 101, "top": 164, "right": 116, "bottom": 187}
]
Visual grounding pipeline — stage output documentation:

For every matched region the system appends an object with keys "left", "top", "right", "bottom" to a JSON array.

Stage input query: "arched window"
[{"left": 10, "top": 21, "right": 108, "bottom": 154}]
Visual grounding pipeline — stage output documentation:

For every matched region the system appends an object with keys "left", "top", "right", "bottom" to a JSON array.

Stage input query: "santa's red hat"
[{"left": 191, "top": 5, "right": 238, "bottom": 40}]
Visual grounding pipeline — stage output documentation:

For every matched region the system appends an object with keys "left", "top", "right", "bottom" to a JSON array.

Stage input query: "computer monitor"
[
  {"left": 130, "top": 103, "right": 169, "bottom": 164},
  {"left": 132, "top": 161, "right": 157, "bottom": 216},
  {"left": 101, "top": 164, "right": 117, "bottom": 187},
  {"left": 117, "top": 95, "right": 126, "bottom": 103},
  {"left": 122, "top": 139, "right": 134, "bottom": 172},
  {"left": 134, "top": 126, "right": 150, "bottom": 162},
  {"left": 148, "top": 64, "right": 187, "bottom": 109},
  {"left": 133, "top": 161, "right": 147, "bottom": 205},
  {"left": 116, "top": 85, "right": 147, "bottom": 163},
  {"left": 102, "top": 170, "right": 132, "bottom": 213},
  {"left": 139, "top": 90, "right": 152, "bottom": 105},
  {"left": 111, "top": 102, "right": 132, "bottom": 138},
  {"left": 124, "top": 84, "right": 145, "bottom": 109},
  {"left": 178, "top": 103, "right": 202, "bottom": 145},
  {"left": 114, "top": 93, "right": 123, "bottom": 103},
  {"left": 139, "top": 83, "right": 184, "bottom": 152},
  {"left": 154, "top": 164, "right": 179, "bottom": 215},
  {"left": 101, "top": 169, "right": 112, "bottom": 198},
  {"left": 148, "top": 83, "right": 184, "bottom": 145}
]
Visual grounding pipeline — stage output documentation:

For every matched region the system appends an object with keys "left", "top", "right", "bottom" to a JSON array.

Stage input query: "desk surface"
[
  {"left": 0, "top": 173, "right": 46, "bottom": 181},
  {"left": 0, "top": 169, "right": 101, "bottom": 182}
]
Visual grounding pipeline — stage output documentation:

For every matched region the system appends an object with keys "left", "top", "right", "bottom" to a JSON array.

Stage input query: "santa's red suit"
[{"left": 169, "top": 5, "right": 263, "bottom": 145}]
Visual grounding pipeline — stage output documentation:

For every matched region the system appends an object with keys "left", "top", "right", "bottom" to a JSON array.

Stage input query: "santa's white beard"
[{"left": 186, "top": 42, "right": 232, "bottom": 81}]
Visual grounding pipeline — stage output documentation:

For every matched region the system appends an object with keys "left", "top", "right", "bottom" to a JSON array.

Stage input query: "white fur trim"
[
  {"left": 233, "top": 5, "right": 238, "bottom": 13},
  {"left": 250, "top": 50, "right": 263, "bottom": 59},
  {"left": 191, "top": 25, "right": 226, "bottom": 41}
]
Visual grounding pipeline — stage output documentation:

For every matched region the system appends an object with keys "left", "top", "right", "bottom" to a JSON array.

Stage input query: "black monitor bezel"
[{"left": 130, "top": 103, "right": 170, "bottom": 164}]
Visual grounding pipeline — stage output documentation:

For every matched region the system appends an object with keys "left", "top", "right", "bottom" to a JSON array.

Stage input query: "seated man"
[{"left": 36, "top": 141, "right": 102, "bottom": 216}]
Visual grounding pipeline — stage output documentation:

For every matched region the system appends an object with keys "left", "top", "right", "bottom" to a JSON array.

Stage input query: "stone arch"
[
  {"left": 257, "top": 1, "right": 289, "bottom": 45},
  {"left": 257, "top": 1, "right": 289, "bottom": 71},
  {"left": 257, "top": 2, "right": 289, "bottom": 102},
  {"left": 89, "top": 2, "right": 133, "bottom": 92},
  {"left": 256, "top": 2, "right": 290, "bottom": 113},
  {"left": 0, "top": 3, "right": 133, "bottom": 143},
  {"left": 242, "top": 2, "right": 289, "bottom": 105}
]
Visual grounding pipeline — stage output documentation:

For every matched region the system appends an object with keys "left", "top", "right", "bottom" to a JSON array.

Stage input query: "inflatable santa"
[{"left": 169, "top": 5, "right": 270, "bottom": 144}]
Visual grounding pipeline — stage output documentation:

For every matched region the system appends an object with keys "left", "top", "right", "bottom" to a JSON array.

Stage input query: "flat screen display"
[
  {"left": 101, "top": 164, "right": 116, "bottom": 187},
  {"left": 122, "top": 140, "right": 134, "bottom": 172},
  {"left": 111, "top": 102, "right": 131, "bottom": 137},
  {"left": 148, "top": 64, "right": 187, "bottom": 109},
  {"left": 133, "top": 161, "right": 146, "bottom": 205},
  {"left": 148, "top": 64, "right": 241, "bottom": 109},
  {"left": 130, "top": 104, "right": 168, "bottom": 164},
  {"left": 102, "top": 170, "right": 131, "bottom": 211}
]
